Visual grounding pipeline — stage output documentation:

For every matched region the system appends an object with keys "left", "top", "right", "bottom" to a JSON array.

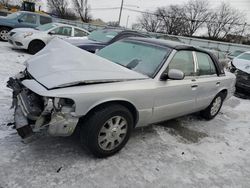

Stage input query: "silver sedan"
[{"left": 8, "top": 37, "right": 236, "bottom": 157}]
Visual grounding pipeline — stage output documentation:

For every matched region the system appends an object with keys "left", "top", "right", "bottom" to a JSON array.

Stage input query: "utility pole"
[
  {"left": 118, "top": 0, "right": 124, "bottom": 26},
  {"left": 126, "top": 15, "right": 129, "bottom": 28}
]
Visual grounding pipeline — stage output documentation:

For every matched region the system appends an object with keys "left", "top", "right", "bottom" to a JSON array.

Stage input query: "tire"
[
  {"left": 28, "top": 40, "right": 46, "bottom": 54},
  {"left": 0, "top": 27, "right": 11, "bottom": 41},
  {"left": 80, "top": 104, "right": 133, "bottom": 158},
  {"left": 201, "top": 93, "right": 224, "bottom": 120}
]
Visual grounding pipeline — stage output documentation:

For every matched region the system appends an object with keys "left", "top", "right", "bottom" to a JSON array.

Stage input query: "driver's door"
[{"left": 151, "top": 50, "right": 197, "bottom": 123}]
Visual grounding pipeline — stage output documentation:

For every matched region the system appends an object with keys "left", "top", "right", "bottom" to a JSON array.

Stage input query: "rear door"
[
  {"left": 73, "top": 28, "right": 89, "bottom": 37},
  {"left": 50, "top": 26, "right": 73, "bottom": 39},
  {"left": 193, "top": 51, "right": 220, "bottom": 110},
  {"left": 152, "top": 50, "right": 197, "bottom": 122}
]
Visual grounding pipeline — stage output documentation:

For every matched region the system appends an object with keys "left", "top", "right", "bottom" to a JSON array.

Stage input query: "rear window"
[
  {"left": 196, "top": 52, "right": 217, "bottom": 75},
  {"left": 74, "top": 28, "right": 88, "bottom": 37},
  {"left": 40, "top": 16, "right": 52, "bottom": 25}
]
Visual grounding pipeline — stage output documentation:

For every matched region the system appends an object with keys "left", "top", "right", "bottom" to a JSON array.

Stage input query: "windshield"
[
  {"left": 237, "top": 53, "right": 250, "bottom": 61},
  {"left": 97, "top": 40, "right": 171, "bottom": 77},
  {"left": 36, "top": 23, "right": 56, "bottom": 31},
  {"left": 6, "top": 12, "right": 22, "bottom": 19},
  {"left": 88, "top": 30, "right": 119, "bottom": 43}
]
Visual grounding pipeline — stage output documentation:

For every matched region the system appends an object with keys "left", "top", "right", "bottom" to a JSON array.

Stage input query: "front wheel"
[
  {"left": 80, "top": 104, "right": 133, "bottom": 158},
  {"left": 201, "top": 93, "right": 224, "bottom": 120},
  {"left": 28, "top": 40, "right": 46, "bottom": 54},
  {"left": 0, "top": 27, "right": 11, "bottom": 41}
]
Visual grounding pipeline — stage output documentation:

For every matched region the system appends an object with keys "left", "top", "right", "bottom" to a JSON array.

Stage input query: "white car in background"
[{"left": 8, "top": 23, "right": 90, "bottom": 54}]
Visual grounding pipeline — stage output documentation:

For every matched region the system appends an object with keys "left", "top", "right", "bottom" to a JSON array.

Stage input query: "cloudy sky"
[{"left": 41, "top": 0, "right": 250, "bottom": 27}]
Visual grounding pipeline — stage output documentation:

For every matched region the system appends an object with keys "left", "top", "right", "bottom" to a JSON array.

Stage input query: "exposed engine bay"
[{"left": 7, "top": 70, "right": 79, "bottom": 139}]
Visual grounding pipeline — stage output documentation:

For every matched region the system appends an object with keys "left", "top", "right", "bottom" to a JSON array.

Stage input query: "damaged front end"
[{"left": 7, "top": 71, "right": 79, "bottom": 139}]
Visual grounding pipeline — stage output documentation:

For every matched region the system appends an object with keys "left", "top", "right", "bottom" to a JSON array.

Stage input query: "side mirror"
[
  {"left": 95, "top": 49, "right": 99, "bottom": 53},
  {"left": 18, "top": 19, "right": 23, "bottom": 23},
  {"left": 48, "top": 31, "right": 56, "bottom": 35},
  {"left": 161, "top": 69, "right": 185, "bottom": 80}
]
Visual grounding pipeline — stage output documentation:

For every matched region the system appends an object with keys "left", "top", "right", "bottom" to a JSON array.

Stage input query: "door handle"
[
  {"left": 191, "top": 84, "right": 198, "bottom": 88},
  {"left": 216, "top": 82, "right": 220, "bottom": 86}
]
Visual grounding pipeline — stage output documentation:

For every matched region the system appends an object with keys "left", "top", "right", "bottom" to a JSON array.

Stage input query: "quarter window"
[
  {"left": 40, "top": 16, "right": 52, "bottom": 25},
  {"left": 51, "top": 27, "right": 72, "bottom": 36},
  {"left": 196, "top": 52, "right": 216, "bottom": 75},
  {"left": 168, "top": 51, "right": 194, "bottom": 76},
  {"left": 74, "top": 28, "right": 88, "bottom": 37}
]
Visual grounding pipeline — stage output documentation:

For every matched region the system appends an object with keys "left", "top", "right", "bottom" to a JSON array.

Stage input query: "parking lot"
[{"left": 0, "top": 41, "right": 250, "bottom": 188}]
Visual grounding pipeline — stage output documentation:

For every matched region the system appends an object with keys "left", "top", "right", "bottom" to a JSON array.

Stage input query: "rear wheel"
[
  {"left": 28, "top": 40, "right": 46, "bottom": 54},
  {"left": 0, "top": 27, "right": 11, "bottom": 41},
  {"left": 80, "top": 104, "right": 133, "bottom": 158},
  {"left": 201, "top": 93, "right": 224, "bottom": 120}
]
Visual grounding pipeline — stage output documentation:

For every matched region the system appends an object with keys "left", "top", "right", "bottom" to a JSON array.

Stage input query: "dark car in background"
[
  {"left": 230, "top": 51, "right": 250, "bottom": 94},
  {"left": 65, "top": 29, "right": 150, "bottom": 53},
  {"left": 228, "top": 50, "right": 246, "bottom": 60},
  {"left": 0, "top": 11, "right": 52, "bottom": 41}
]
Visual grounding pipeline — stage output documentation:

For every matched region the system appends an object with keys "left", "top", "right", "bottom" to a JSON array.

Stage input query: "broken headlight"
[{"left": 53, "top": 98, "right": 75, "bottom": 112}]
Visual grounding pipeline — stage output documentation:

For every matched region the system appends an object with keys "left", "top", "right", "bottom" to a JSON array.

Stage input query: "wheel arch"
[
  {"left": 28, "top": 39, "right": 46, "bottom": 47},
  {"left": 218, "top": 88, "right": 228, "bottom": 100},
  {"left": 79, "top": 100, "right": 139, "bottom": 127}
]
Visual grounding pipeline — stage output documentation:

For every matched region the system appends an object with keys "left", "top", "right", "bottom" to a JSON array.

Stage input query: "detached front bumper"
[{"left": 7, "top": 75, "right": 79, "bottom": 139}]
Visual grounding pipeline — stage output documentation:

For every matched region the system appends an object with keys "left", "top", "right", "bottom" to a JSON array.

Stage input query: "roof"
[
  {"left": 19, "top": 11, "right": 51, "bottom": 17},
  {"left": 51, "top": 22, "right": 89, "bottom": 33},
  {"left": 124, "top": 37, "right": 225, "bottom": 76},
  {"left": 99, "top": 28, "right": 148, "bottom": 36},
  {"left": 125, "top": 37, "right": 205, "bottom": 51}
]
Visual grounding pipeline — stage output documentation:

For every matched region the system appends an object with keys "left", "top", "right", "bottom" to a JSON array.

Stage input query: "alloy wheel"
[
  {"left": 0, "top": 30, "right": 9, "bottom": 41},
  {"left": 210, "top": 97, "right": 222, "bottom": 116},
  {"left": 98, "top": 116, "right": 128, "bottom": 151}
]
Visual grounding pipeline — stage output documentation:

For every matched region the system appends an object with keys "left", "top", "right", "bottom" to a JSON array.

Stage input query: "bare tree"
[
  {"left": 137, "top": 12, "right": 162, "bottom": 32},
  {"left": 0, "top": 0, "right": 9, "bottom": 7},
  {"left": 182, "top": 0, "right": 210, "bottom": 36},
  {"left": 72, "top": 0, "right": 91, "bottom": 23},
  {"left": 47, "top": 0, "right": 70, "bottom": 19},
  {"left": 206, "top": 2, "right": 246, "bottom": 39},
  {"left": 156, "top": 5, "right": 187, "bottom": 35}
]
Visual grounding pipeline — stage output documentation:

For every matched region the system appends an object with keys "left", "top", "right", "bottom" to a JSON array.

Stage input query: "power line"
[{"left": 123, "top": 7, "right": 250, "bottom": 27}]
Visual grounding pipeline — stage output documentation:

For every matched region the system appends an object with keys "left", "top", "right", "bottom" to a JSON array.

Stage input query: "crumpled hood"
[
  {"left": 26, "top": 38, "right": 148, "bottom": 89},
  {"left": 65, "top": 37, "right": 102, "bottom": 46},
  {"left": 233, "top": 58, "right": 250, "bottom": 74}
]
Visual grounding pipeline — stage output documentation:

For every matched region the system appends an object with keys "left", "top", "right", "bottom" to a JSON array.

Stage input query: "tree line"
[
  {"left": 0, "top": 0, "right": 92, "bottom": 22},
  {"left": 133, "top": 0, "right": 248, "bottom": 41}
]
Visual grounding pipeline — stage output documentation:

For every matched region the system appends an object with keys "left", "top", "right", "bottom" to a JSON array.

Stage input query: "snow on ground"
[{"left": 0, "top": 41, "right": 250, "bottom": 188}]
